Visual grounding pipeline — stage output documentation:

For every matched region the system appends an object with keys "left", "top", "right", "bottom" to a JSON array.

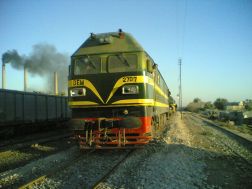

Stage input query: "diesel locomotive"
[{"left": 68, "top": 30, "right": 171, "bottom": 149}]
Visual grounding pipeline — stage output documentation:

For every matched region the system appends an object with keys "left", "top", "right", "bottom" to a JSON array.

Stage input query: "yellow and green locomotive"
[{"left": 68, "top": 30, "right": 171, "bottom": 149}]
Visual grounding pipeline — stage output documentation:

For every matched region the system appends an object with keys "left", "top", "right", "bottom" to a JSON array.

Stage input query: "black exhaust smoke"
[{"left": 2, "top": 43, "right": 69, "bottom": 94}]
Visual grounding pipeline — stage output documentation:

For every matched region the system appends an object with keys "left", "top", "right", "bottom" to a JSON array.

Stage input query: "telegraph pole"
[{"left": 179, "top": 58, "right": 182, "bottom": 119}]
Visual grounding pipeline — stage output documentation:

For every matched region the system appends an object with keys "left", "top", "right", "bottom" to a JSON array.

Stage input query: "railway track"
[
  {"left": 17, "top": 149, "right": 134, "bottom": 189},
  {"left": 92, "top": 149, "right": 135, "bottom": 189},
  {"left": 189, "top": 112, "right": 252, "bottom": 143},
  {"left": 185, "top": 113, "right": 252, "bottom": 166},
  {"left": 18, "top": 149, "right": 95, "bottom": 189},
  {"left": 190, "top": 113, "right": 252, "bottom": 142}
]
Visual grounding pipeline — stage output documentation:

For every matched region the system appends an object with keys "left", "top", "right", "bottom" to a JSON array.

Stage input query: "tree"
[
  {"left": 204, "top": 101, "right": 214, "bottom": 109},
  {"left": 186, "top": 98, "right": 205, "bottom": 112},
  {"left": 214, "top": 98, "right": 228, "bottom": 110},
  {"left": 245, "top": 99, "right": 252, "bottom": 111},
  {"left": 193, "top": 98, "right": 201, "bottom": 103}
]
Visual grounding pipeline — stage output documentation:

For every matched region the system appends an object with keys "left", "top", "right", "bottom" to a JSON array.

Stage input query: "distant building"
[
  {"left": 243, "top": 111, "right": 252, "bottom": 125},
  {"left": 225, "top": 101, "right": 244, "bottom": 111}
]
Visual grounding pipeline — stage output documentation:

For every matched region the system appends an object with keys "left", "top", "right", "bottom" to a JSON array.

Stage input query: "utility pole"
[{"left": 179, "top": 58, "right": 182, "bottom": 119}]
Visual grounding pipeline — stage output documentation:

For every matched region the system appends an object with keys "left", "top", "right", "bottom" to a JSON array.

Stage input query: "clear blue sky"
[{"left": 0, "top": 0, "right": 252, "bottom": 105}]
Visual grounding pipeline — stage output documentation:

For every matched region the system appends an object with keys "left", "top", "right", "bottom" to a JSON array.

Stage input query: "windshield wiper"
[
  {"left": 117, "top": 53, "right": 130, "bottom": 67},
  {"left": 85, "top": 55, "right": 96, "bottom": 69},
  {"left": 78, "top": 56, "right": 96, "bottom": 69}
]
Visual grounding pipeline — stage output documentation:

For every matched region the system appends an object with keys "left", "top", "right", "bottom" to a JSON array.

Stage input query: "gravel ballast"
[
  {"left": 97, "top": 114, "right": 208, "bottom": 189},
  {"left": 0, "top": 146, "right": 80, "bottom": 188},
  {"left": 98, "top": 113, "right": 252, "bottom": 189},
  {"left": 1, "top": 112, "right": 251, "bottom": 189}
]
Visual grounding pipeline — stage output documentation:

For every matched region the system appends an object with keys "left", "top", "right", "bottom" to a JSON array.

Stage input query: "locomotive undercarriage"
[
  {"left": 73, "top": 117, "right": 152, "bottom": 149},
  {"left": 71, "top": 106, "right": 154, "bottom": 149}
]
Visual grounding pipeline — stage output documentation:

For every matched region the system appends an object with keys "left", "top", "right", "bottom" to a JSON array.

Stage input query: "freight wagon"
[{"left": 0, "top": 89, "right": 71, "bottom": 136}]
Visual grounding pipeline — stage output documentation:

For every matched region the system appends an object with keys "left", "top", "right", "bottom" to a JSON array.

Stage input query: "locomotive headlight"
[
  {"left": 123, "top": 109, "right": 129, "bottom": 115},
  {"left": 122, "top": 85, "right": 139, "bottom": 94},
  {"left": 70, "top": 88, "right": 86, "bottom": 97},
  {"left": 98, "top": 36, "right": 112, "bottom": 44}
]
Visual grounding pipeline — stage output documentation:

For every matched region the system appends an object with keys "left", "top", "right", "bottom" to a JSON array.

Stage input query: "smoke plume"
[{"left": 2, "top": 43, "right": 69, "bottom": 95}]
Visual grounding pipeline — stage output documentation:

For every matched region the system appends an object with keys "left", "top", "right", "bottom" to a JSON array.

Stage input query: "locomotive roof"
[{"left": 72, "top": 31, "right": 144, "bottom": 56}]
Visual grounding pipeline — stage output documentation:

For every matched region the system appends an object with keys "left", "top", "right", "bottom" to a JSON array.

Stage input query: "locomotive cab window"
[
  {"left": 74, "top": 55, "right": 101, "bottom": 75},
  {"left": 108, "top": 54, "right": 138, "bottom": 73}
]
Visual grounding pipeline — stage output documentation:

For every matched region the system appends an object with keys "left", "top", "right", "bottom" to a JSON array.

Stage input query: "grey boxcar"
[{"left": 0, "top": 89, "right": 71, "bottom": 127}]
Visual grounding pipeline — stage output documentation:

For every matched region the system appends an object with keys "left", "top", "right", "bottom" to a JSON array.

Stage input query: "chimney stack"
[
  {"left": 2, "top": 63, "right": 6, "bottom": 89},
  {"left": 24, "top": 66, "right": 28, "bottom": 91},
  {"left": 54, "top": 72, "right": 58, "bottom": 95}
]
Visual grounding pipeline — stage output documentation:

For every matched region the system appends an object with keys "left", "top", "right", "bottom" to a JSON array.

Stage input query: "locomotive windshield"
[
  {"left": 108, "top": 54, "right": 137, "bottom": 73},
  {"left": 74, "top": 55, "right": 101, "bottom": 75},
  {"left": 73, "top": 53, "right": 138, "bottom": 75}
]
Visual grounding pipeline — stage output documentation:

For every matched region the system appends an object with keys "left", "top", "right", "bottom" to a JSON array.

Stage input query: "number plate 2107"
[{"left": 122, "top": 76, "right": 137, "bottom": 82}]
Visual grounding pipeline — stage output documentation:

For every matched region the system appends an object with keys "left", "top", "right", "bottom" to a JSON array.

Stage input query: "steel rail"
[
  {"left": 18, "top": 149, "right": 96, "bottom": 189},
  {"left": 186, "top": 113, "right": 252, "bottom": 166},
  {"left": 190, "top": 112, "right": 252, "bottom": 143},
  {"left": 92, "top": 149, "right": 135, "bottom": 189}
]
